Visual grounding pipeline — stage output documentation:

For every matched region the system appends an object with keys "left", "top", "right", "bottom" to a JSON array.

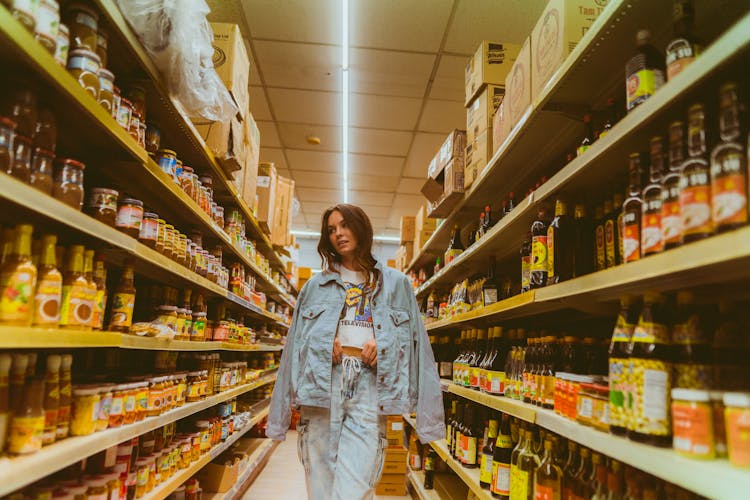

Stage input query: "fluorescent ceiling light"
[
  {"left": 341, "top": 0, "right": 349, "bottom": 203},
  {"left": 291, "top": 230, "right": 400, "bottom": 243}
]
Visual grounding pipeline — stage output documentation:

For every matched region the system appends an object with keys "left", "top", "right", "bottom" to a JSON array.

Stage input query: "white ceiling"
[{"left": 207, "top": 0, "right": 546, "bottom": 237}]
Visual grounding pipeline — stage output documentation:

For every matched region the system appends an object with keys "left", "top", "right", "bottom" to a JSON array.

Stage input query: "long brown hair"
[{"left": 318, "top": 204, "right": 379, "bottom": 286}]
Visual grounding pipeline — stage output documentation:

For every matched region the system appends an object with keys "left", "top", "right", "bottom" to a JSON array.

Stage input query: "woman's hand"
[
  {"left": 332, "top": 337, "right": 343, "bottom": 365},
  {"left": 361, "top": 339, "right": 378, "bottom": 367}
]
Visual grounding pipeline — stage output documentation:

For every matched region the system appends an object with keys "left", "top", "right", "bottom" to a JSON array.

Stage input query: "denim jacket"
[{"left": 266, "top": 261, "right": 445, "bottom": 444}]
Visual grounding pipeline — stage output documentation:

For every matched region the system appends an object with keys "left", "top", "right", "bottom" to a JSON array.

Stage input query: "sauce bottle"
[
  {"left": 0, "top": 224, "right": 37, "bottom": 326},
  {"left": 534, "top": 439, "right": 563, "bottom": 500},
  {"left": 56, "top": 354, "right": 72, "bottom": 440},
  {"left": 671, "top": 291, "right": 713, "bottom": 390},
  {"left": 108, "top": 259, "right": 136, "bottom": 332},
  {"left": 0, "top": 353, "right": 10, "bottom": 451},
  {"left": 573, "top": 204, "right": 594, "bottom": 278},
  {"left": 594, "top": 205, "right": 606, "bottom": 271},
  {"left": 32, "top": 234, "right": 62, "bottom": 326},
  {"left": 561, "top": 441, "right": 580, "bottom": 500},
  {"left": 516, "top": 429, "right": 540, "bottom": 499},
  {"left": 547, "top": 199, "right": 574, "bottom": 286},
  {"left": 665, "top": 0, "right": 702, "bottom": 80},
  {"left": 622, "top": 153, "right": 645, "bottom": 263},
  {"left": 42, "top": 354, "right": 61, "bottom": 445},
  {"left": 520, "top": 232, "right": 532, "bottom": 293},
  {"left": 491, "top": 413, "right": 512, "bottom": 499},
  {"left": 571, "top": 446, "right": 592, "bottom": 500},
  {"left": 628, "top": 292, "right": 672, "bottom": 447},
  {"left": 83, "top": 250, "right": 98, "bottom": 329},
  {"left": 92, "top": 252, "right": 107, "bottom": 330},
  {"left": 625, "top": 30, "right": 666, "bottom": 112},
  {"left": 642, "top": 137, "right": 667, "bottom": 256},
  {"left": 679, "top": 158, "right": 713, "bottom": 243},
  {"left": 609, "top": 295, "right": 638, "bottom": 436},
  {"left": 60, "top": 245, "right": 93, "bottom": 329},
  {"left": 529, "top": 207, "right": 550, "bottom": 289},
  {"left": 8, "top": 375, "right": 45, "bottom": 454},
  {"left": 603, "top": 199, "right": 616, "bottom": 268},
  {"left": 711, "top": 82, "right": 747, "bottom": 231}
]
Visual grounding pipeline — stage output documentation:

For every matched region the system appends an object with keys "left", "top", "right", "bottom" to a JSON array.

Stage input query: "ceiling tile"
[
  {"left": 300, "top": 201, "right": 337, "bottom": 218},
  {"left": 358, "top": 205, "right": 391, "bottom": 218},
  {"left": 292, "top": 170, "right": 340, "bottom": 188},
  {"left": 254, "top": 41, "right": 341, "bottom": 92},
  {"left": 257, "top": 121, "right": 281, "bottom": 148},
  {"left": 396, "top": 177, "right": 425, "bottom": 194},
  {"left": 349, "top": 174, "right": 399, "bottom": 193},
  {"left": 402, "top": 132, "right": 444, "bottom": 177},
  {"left": 430, "top": 55, "right": 467, "bottom": 101},
  {"left": 351, "top": 94, "right": 421, "bottom": 131},
  {"left": 286, "top": 149, "right": 340, "bottom": 172},
  {"left": 249, "top": 86, "right": 272, "bottom": 121},
  {"left": 242, "top": 0, "right": 340, "bottom": 45},
  {"left": 278, "top": 123, "right": 341, "bottom": 151},
  {"left": 351, "top": 0, "right": 453, "bottom": 52},
  {"left": 349, "top": 154, "right": 404, "bottom": 177},
  {"left": 392, "top": 193, "right": 426, "bottom": 210},
  {"left": 350, "top": 128, "right": 412, "bottom": 156},
  {"left": 348, "top": 190, "right": 394, "bottom": 207},
  {"left": 418, "top": 99, "right": 465, "bottom": 133},
  {"left": 296, "top": 187, "right": 343, "bottom": 204},
  {"left": 267, "top": 88, "right": 340, "bottom": 125},
  {"left": 350, "top": 48, "right": 434, "bottom": 98},
  {"left": 258, "top": 147, "right": 288, "bottom": 171},
  {"left": 277, "top": 167, "right": 291, "bottom": 179},
  {"left": 245, "top": 43, "right": 263, "bottom": 86},
  {"left": 369, "top": 217, "right": 388, "bottom": 230},
  {"left": 443, "top": 0, "right": 546, "bottom": 54}
]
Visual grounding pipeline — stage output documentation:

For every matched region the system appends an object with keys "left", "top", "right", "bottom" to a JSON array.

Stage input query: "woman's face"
[{"left": 327, "top": 210, "right": 357, "bottom": 258}]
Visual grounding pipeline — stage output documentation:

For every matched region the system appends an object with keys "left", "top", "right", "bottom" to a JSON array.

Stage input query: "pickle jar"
[
  {"left": 96, "top": 28, "right": 108, "bottom": 67},
  {"left": 66, "top": 49, "right": 101, "bottom": 99},
  {"left": 116, "top": 98, "right": 132, "bottom": 131},
  {"left": 9, "top": 135, "right": 32, "bottom": 183},
  {"left": 115, "top": 198, "right": 144, "bottom": 238},
  {"left": 35, "top": 0, "right": 60, "bottom": 54},
  {"left": 52, "top": 158, "right": 85, "bottom": 210},
  {"left": 97, "top": 69, "right": 115, "bottom": 114},
  {"left": 108, "top": 384, "right": 125, "bottom": 428},
  {"left": 70, "top": 386, "right": 100, "bottom": 436},
  {"left": 0, "top": 117, "right": 17, "bottom": 174},
  {"left": 86, "top": 188, "right": 118, "bottom": 227},
  {"left": 54, "top": 23, "right": 69, "bottom": 66},
  {"left": 30, "top": 147, "right": 54, "bottom": 194},
  {"left": 139, "top": 212, "right": 158, "bottom": 248},
  {"left": 64, "top": 3, "right": 98, "bottom": 51}
]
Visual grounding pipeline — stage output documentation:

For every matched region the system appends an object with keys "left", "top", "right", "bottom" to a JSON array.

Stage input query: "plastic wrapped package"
[{"left": 115, "top": 0, "right": 236, "bottom": 121}]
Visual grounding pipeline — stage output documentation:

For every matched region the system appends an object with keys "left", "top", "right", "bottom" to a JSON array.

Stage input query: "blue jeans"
[{"left": 297, "top": 358, "right": 388, "bottom": 500}]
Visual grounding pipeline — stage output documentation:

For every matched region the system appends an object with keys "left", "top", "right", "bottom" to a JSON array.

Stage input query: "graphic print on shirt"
[{"left": 340, "top": 281, "right": 373, "bottom": 326}]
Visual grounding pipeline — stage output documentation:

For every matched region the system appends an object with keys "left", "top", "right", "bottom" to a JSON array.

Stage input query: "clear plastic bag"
[{"left": 116, "top": 0, "right": 237, "bottom": 121}]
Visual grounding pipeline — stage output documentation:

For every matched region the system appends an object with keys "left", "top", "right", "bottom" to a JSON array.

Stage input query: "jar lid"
[
  {"left": 183, "top": 166, "right": 194, "bottom": 173},
  {"left": 143, "top": 212, "right": 158, "bottom": 219},
  {"left": 194, "top": 312, "right": 207, "bottom": 318},
  {"left": 0, "top": 116, "right": 17, "bottom": 128},
  {"left": 91, "top": 187, "right": 119, "bottom": 196},
  {"left": 709, "top": 390, "right": 725, "bottom": 402},
  {"left": 85, "top": 476, "right": 109, "bottom": 488},
  {"left": 55, "top": 157, "right": 86, "bottom": 169},
  {"left": 119, "top": 197, "right": 143, "bottom": 207},
  {"left": 671, "top": 388, "right": 711, "bottom": 402},
  {"left": 723, "top": 392, "right": 750, "bottom": 408},
  {"left": 158, "top": 149, "right": 177, "bottom": 157},
  {"left": 68, "top": 49, "right": 101, "bottom": 63},
  {"left": 98, "top": 68, "right": 114, "bottom": 79}
]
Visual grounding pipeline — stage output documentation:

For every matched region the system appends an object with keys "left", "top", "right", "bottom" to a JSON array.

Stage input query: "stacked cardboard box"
[
  {"left": 256, "top": 162, "right": 277, "bottom": 235},
  {"left": 421, "top": 130, "right": 466, "bottom": 218},
  {"left": 272, "top": 175, "right": 295, "bottom": 247},
  {"left": 465, "top": 83, "right": 504, "bottom": 188},
  {"left": 375, "top": 416, "right": 408, "bottom": 496},
  {"left": 297, "top": 267, "right": 312, "bottom": 289},
  {"left": 395, "top": 215, "right": 416, "bottom": 271},
  {"left": 413, "top": 204, "right": 438, "bottom": 257}
]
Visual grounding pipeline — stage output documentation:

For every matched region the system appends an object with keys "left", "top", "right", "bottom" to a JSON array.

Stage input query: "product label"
[
  {"left": 439, "top": 361, "right": 453, "bottom": 378},
  {"left": 627, "top": 69, "right": 665, "bottom": 110},
  {"left": 605, "top": 219, "right": 616, "bottom": 267},
  {"left": 542, "top": 375, "right": 555, "bottom": 407},
  {"left": 579, "top": 395, "right": 594, "bottom": 419},
  {"left": 632, "top": 322, "right": 670, "bottom": 344},
  {"left": 461, "top": 435, "right": 477, "bottom": 465},
  {"left": 59, "top": 282, "right": 92, "bottom": 327},
  {"left": 631, "top": 360, "right": 671, "bottom": 437},
  {"left": 8, "top": 415, "right": 44, "bottom": 454},
  {"left": 673, "top": 400, "right": 713, "bottom": 457},
  {"left": 535, "top": 484, "right": 555, "bottom": 500},
  {"left": 521, "top": 255, "right": 531, "bottom": 291},
  {"left": 609, "top": 357, "right": 630, "bottom": 429},
  {"left": 488, "top": 370, "right": 506, "bottom": 394},
  {"left": 622, "top": 210, "right": 640, "bottom": 263},
  {"left": 66, "top": 54, "right": 100, "bottom": 74},
  {"left": 546, "top": 227, "right": 555, "bottom": 279},
  {"left": 666, "top": 39, "right": 698, "bottom": 80},
  {"left": 0, "top": 268, "right": 36, "bottom": 323},
  {"left": 595, "top": 224, "right": 605, "bottom": 270},
  {"left": 158, "top": 155, "right": 176, "bottom": 178},
  {"left": 641, "top": 198, "right": 664, "bottom": 255},
  {"left": 515, "top": 469, "right": 529, "bottom": 500},
  {"left": 93, "top": 289, "right": 106, "bottom": 330},
  {"left": 116, "top": 104, "right": 131, "bottom": 129},
  {"left": 480, "top": 452, "right": 493, "bottom": 484},
  {"left": 36, "top": 1, "right": 59, "bottom": 40},
  {"left": 491, "top": 461, "right": 510, "bottom": 496},
  {"left": 109, "top": 293, "right": 135, "bottom": 328},
  {"left": 680, "top": 166, "right": 713, "bottom": 236},
  {"left": 116, "top": 205, "right": 144, "bottom": 231},
  {"left": 88, "top": 190, "right": 118, "bottom": 211},
  {"left": 33, "top": 275, "right": 62, "bottom": 325},
  {"left": 470, "top": 367, "right": 481, "bottom": 388},
  {"left": 409, "top": 452, "right": 422, "bottom": 470},
  {"left": 531, "top": 236, "right": 548, "bottom": 271},
  {"left": 110, "top": 395, "right": 124, "bottom": 417},
  {"left": 445, "top": 248, "right": 463, "bottom": 264},
  {"left": 43, "top": 406, "right": 58, "bottom": 444},
  {"left": 711, "top": 145, "right": 747, "bottom": 227},
  {"left": 483, "top": 288, "right": 498, "bottom": 306}
]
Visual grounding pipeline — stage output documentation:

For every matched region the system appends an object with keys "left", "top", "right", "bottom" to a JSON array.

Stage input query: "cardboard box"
[
  {"left": 413, "top": 229, "right": 434, "bottom": 257},
  {"left": 298, "top": 267, "right": 312, "bottom": 280},
  {"left": 210, "top": 23, "right": 250, "bottom": 119},
  {"left": 375, "top": 482, "right": 407, "bottom": 496},
  {"left": 465, "top": 41, "right": 522, "bottom": 105},
  {"left": 436, "top": 130, "right": 466, "bottom": 174},
  {"left": 387, "top": 259, "right": 396, "bottom": 268},
  {"left": 197, "top": 460, "right": 240, "bottom": 493},
  {"left": 505, "top": 36, "right": 532, "bottom": 130},
  {"left": 386, "top": 416, "right": 405, "bottom": 447},
  {"left": 465, "top": 128, "right": 492, "bottom": 189},
  {"left": 531, "top": 0, "right": 606, "bottom": 102},
  {"left": 466, "top": 85, "right": 504, "bottom": 145},
  {"left": 272, "top": 176, "right": 295, "bottom": 246},
  {"left": 415, "top": 205, "right": 438, "bottom": 232},
  {"left": 378, "top": 473, "right": 407, "bottom": 486},
  {"left": 256, "top": 162, "right": 277, "bottom": 234},
  {"left": 399, "top": 216, "right": 415, "bottom": 243},
  {"left": 443, "top": 158, "right": 464, "bottom": 198},
  {"left": 492, "top": 100, "right": 510, "bottom": 155},
  {"left": 382, "top": 460, "right": 407, "bottom": 474},
  {"left": 385, "top": 446, "right": 408, "bottom": 463},
  {"left": 193, "top": 115, "right": 246, "bottom": 173},
  {"left": 241, "top": 110, "right": 261, "bottom": 208}
]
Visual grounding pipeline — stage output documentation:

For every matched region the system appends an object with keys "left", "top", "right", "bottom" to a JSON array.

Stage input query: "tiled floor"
[{"left": 242, "top": 431, "right": 412, "bottom": 499}]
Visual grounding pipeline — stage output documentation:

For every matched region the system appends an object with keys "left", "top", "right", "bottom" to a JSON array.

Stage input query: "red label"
[
  {"left": 623, "top": 222, "right": 640, "bottom": 262},
  {"left": 641, "top": 212, "right": 663, "bottom": 255},
  {"left": 661, "top": 200, "right": 681, "bottom": 245},
  {"left": 680, "top": 185, "right": 712, "bottom": 235},
  {"left": 712, "top": 173, "right": 747, "bottom": 227},
  {"left": 535, "top": 484, "right": 555, "bottom": 500}
]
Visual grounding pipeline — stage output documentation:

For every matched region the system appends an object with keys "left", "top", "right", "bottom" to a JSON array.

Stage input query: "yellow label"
[
  {"left": 515, "top": 468, "right": 529, "bottom": 499},
  {"left": 632, "top": 322, "right": 670, "bottom": 344},
  {"left": 109, "top": 292, "right": 135, "bottom": 328},
  {"left": 631, "top": 358, "right": 671, "bottom": 436},
  {"left": 8, "top": 415, "right": 45, "bottom": 454},
  {"left": 0, "top": 267, "right": 36, "bottom": 323},
  {"left": 480, "top": 452, "right": 493, "bottom": 484},
  {"left": 93, "top": 289, "right": 106, "bottom": 329},
  {"left": 60, "top": 282, "right": 93, "bottom": 326},
  {"left": 547, "top": 225, "right": 555, "bottom": 278},
  {"left": 33, "top": 275, "right": 62, "bottom": 325}
]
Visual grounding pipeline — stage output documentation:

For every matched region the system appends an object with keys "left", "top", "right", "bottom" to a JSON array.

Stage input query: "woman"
[{"left": 267, "top": 204, "right": 445, "bottom": 499}]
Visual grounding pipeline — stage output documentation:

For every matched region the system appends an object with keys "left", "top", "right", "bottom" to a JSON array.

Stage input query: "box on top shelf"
[
  {"left": 272, "top": 175, "right": 295, "bottom": 247},
  {"left": 415, "top": 204, "right": 438, "bottom": 232},
  {"left": 435, "top": 129, "right": 466, "bottom": 175},
  {"left": 466, "top": 84, "right": 504, "bottom": 145},
  {"left": 465, "top": 41, "right": 522, "bottom": 105},
  {"left": 505, "top": 36, "right": 532, "bottom": 130},
  {"left": 413, "top": 228, "right": 434, "bottom": 258},
  {"left": 492, "top": 99, "right": 511, "bottom": 155},
  {"left": 192, "top": 114, "right": 246, "bottom": 174},
  {"left": 426, "top": 159, "right": 464, "bottom": 219},
  {"left": 531, "top": 0, "right": 607, "bottom": 102},
  {"left": 256, "top": 161, "right": 278, "bottom": 234},
  {"left": 400, "top": 216, "right": 415, "bottom": 243},
  {"left": 210, "top": 23, "right": 250, "bottom": 120},
  {"left": 465, "top": 128, "right": 491, "bottom": 189}
]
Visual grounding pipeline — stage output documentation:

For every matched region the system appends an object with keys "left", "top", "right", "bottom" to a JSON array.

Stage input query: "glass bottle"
[
  {"left": 562, "top": 441, "right": 580, "bottom": 500},
  {"left": 42, "top": 354, "right": 61, "bottom": 446},
  {"left": 491, "top": 413, "right": 513, "bottom": 499},
  {"left": 679, "top": 157, "right": 713, "bottom": 243},
  {"left": 534, "top": 439, "right": 563, "bottom": 500},
  {"left": 92, "top": 252, "right": 107, "bottom": 330},
  {"left": 452, "top": 402, "right": 464, "bottom": 460},
  {"left": 483, "top": 255, "right": 499, "bottom": 307},
  {"left": 599, "top": 98, "right": 618, "bottom": 139},
  {"left": 445, "top": 224, "right": 464, "bottom": 264},
  {"left": 8, "top": 376, "right": 45, "bottom": 454},
  {"left": 423, "top": 448, "right": 436, "bottom": 489},
  {"left": 547, "top": 199, "right": 574, "bottom": 285},
  {"left": 529, "top": 207, "right": 550, "bottom": 289},
  {"left": 577, "top": 114, "right": 594, "bottom": 156},
  {"left": 609, "top": 295, "right": 638, "bottom": 436},
  {"left": 446, "top": 397, "right": 457, "bottom": 453},
  {"left": 510, "top": 427, "right": 530, "bottom": 499},
  {"left": 32, "top": 234, "right": 62, "bottom": 326},
  {"left": 606, "top": 459, "right": 625, "bottom": 500},
  {"left": 571, "top": 447, "right": 593, "bottom": 500},
  {"left": 30, "top": 147, "right": 55, "bottom": 194},
  {"left": 83, "top": 249, "right": 97, "bottom": 329},
  {"left": 662, "top": 123, "right": 685, "bottom": 249},
  {"left": 642, "top": 137, "right": 667, "bottom": 256},
  {"left": 594, "top": 205, "right": 606, "bottom": 271},
  {"left": 506, "top": 192, "right": 516, "bottom": 216},
  {"left": 59, "top": 245, "right": 92, "bottom": 329},
  {"left": 471, "top": 330, "right": 487, "bottom": 390},
  {"left": 0, "top": 224, "right": 37, "bottom": 326},
  {"left": 109, "top": 260, "right": 136, "bottom": 332},
  {"left": 56, "top": 353, "right": 72, "bottom": 439},
  {"left": 520, "top": 232, "right": 532, "bottom": 293},
  {"left": 573, "top": 203, "right": 594, "bottom": 278},
  {"left": 671, "top": 291, "right": 712, "bottom": 389},
  {"left": 589, "top": 453, "right": 608, "bottom": 500},
  {"left": 480, "top": 413, "right": 499, "bottom": 488},
  {"left": 628, "top": 292, "right": 672, "bottom": 447},
  {"left": 625, "top": 30, "right": 666, "bottom": 112},
  {"left": 622, "top": 153, "right": 645, "bottom": 263},
  {"left": 517, "top": 429, "right": 540, "bottom": 500},
  {"left": 665, "top": 0, "right": 702, "bottom": 81},
  {"left": 9, "top": 135, "right": 32, "bottom": 183},
  {"left": 540, "top": 338, "right": 555, "bottom": 409}
]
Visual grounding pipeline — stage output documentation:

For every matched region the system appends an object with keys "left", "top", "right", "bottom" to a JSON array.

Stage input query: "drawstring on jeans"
[{"left": 341, "top": 355, "right": 362, "bottom": 399}]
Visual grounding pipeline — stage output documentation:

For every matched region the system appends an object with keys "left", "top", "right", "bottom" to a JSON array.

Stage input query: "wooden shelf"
[
  {"left": 407, "top": 1, "right": 750, "bottom": 277},
  {"left": 0, "top": 374, "right": 276, "bottom": 496},
  {"left": 205, "top": 438, "right": 277, "bottom": 500},
  {"left": 406, "top": 469, "right": 442, "bottom": 500}
]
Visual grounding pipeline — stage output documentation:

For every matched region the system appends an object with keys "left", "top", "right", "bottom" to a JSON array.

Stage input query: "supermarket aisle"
[{"left": 244, "top": 431, "right": 412, "bottom": 499}]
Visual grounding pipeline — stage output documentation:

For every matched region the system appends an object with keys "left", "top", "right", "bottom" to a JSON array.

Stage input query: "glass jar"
[
  {"left": 133, "top": 381, "right": 149, "bottom": 421},
  {"left": 129, "top": 112, "right": 141, "bottom": 144},
  {"left": 671, "top": 388, "right": 714, "bottom": 459},
  {"left": 177, "top": 233, "right": 187, "bottom": 266},
  {"left": 111, "top": 85, "right": 121, "bottom": 120},
  {"left": 10, "top": 0, "right": 38, "bottom": 33},
  {"left": 134, "top": 458, "right": 149, "bottom": 498},
  {"left": 104, "top": 472, "right": 120, "bottom": 500},
  {"left": 70, "top": 386, "right": 100, "bottom": 436},
  {"left": 9, "top": 134, "right": 32, "bottom": 183},
  {"left": 52, "top": 158, "right": 85, "bottom": 209},
  {"left": 122, "top": 383, "right": 137, "bottom": 425},
  {"left": 174, "top": 159, "right": 183, "bottom": 181},
  {"left": 124, "top": 86, "right": 146, "bottom": 120},
  {"left": 29, "top": 148, "right": 54, "bottom": 194},
  {"left": 147, "top": 377, "right": 163, "bottom": 417},
  {"left": 66, "top": 49, "right": 101, "bottom": 99},
  {"left": 145, "top": 122, "right": 160, "bottom": 153},
  {"left": 215, "top": 206, "right": 224, "bottom": 229},
  {"left": 186, "top": 372, "right": 201, "bottom": 402},
  {"left": 54, "top": 22, "right": 69, "bottom": 66},
  {"left": 35, "top": 0, "right": 60, "bottom": 54},
  {"left": 174, "top": 373, "right": 187, "bottom": 406},
  {"left": 155, "top": 218, "right": 166, "bottom": 254},
  {"left": 179, "top": 166, "right": 193, "bottom": 197},
  {"left": 191, "top": 312, "right": 207, "bottom": 341},
  {"left": 116, "top": 98, "right": 132, "bottom": 131},
  {"left": 194, "top": 420, "right": 210, "bottom": 453},
  {"left": 96, "top": 28, "right": 107, "bottom": 67},
  {"left": 138, "top": 120, "right": 146, "bottom": 149},
  {"left": 138, "top": 212, "right": 158, "bottom": 248},
  {"left": 156, "top": 305, "right": 177, "bottom": 332},
  {"left": 86, "top": 187, "right": 118, "bottom": 227},
  {"left": 156, "top": 149, "right": 177, "bottom": 180},
  {"left": 115, "top": 198, "right": 144, "bottom": 238},
  {"left": 723, "top": 392, "right": 750, "bottom": 468},
  {"left": 97, "top": 69, "right": 115, "bottom": 114},
  {"left": 163, "top": 224, "right": 175, "bottom": 259},
  {"left": 34, "top": 108, "right": 57, "bottom": 152},
  {"left": 96, "top": 385, "right": 113, "bottom": 432},
  {"left": 64, "top": 3, "right": 98, "bottom": 51},
  {"left": 178, "top": 437, "right": 191, "bottom": 468},
  {"left": 711, "top": 391, "right": 728, "bottom": 458},
  {"left": 108, "top": 384, "right": 125, "bottom": 428},
  {"left": 85, "top": 476, "right": 108, "bottom": 500},
  {"left": 0, "top": 117, "right": 16, "bottom": 173}
]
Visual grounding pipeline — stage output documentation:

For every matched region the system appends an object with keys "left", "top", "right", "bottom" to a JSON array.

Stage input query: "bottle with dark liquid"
[
  {"left": 547, "top": 199, "right": 574, "bottom": 285},
  {"left": 594, "top": 204, "right": 606, "bottom": 271},
  {"left": 666, "top": 0, "right": 702, "bottom": 81},
  {"left": 445, "top": 224, "right": 465, "bottom": 264},
  {"left": 671, "top": 291, "right": 713, "bottom": 391},
  {"left": 480, "top": 413, "right": 499, "bottom": 488},
  {"left": 491, "top": 413, "right": 513, "bottom": 499},
  {"left": 609, "top": 295, "right": 638, "bottom": 436},
  {"left": 573, "top": 203, "right": 594, "bottom": 277},
  {"left": 483, "top": 256, "right": 499, "bottom": 307},
  {"left": 534, "top": 439, "right": 563, "bottom": 500},
  {"left": 603, "top": 198, "right": 617, "bottom": 268},
  {"left": 663, "top": 120, "right": 687, "bottom": 248},
  {"left": 484, "top": 205, "right": 493, "bottom": 232},
  {"left": 625, "top": 30, "right": 665, "bottom": 112},
  {"left": 520, "top": 232, "right": 532, "bottom": 293},
  {"left": 680, "top": 104, "right": 713, "bottom": 243},
  {"left": 506, "top": 192, "right": 516, "bottom": 216},
  {"left": 642, "top": 137, "right": 667, "bottom": 256},
  {"left": 424, "top": 448, "right": 436, "bottom": 489},
  {"left": 571, "top": 446, "right": 593, "bottom": 500},
  {"left": 622, "top": 153, "right": 645, "bottom": 263},
  {"left": 577, "top": 114, "right": 594, "bottom": 157},
  {"left": 599, "top": 98, "right": 618, "bottom": 139},
  {"left": 461, "top": 404, "right": 479, "bottom": 468},
  {"left": 562, "top": 441, "right": 581, "bottom": 500},
  {"left": 529, "top": 207, "right": 550, "bottom": 288},
  {"left": 440, "top": 335, "right": 454, "bottom": 380}
]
